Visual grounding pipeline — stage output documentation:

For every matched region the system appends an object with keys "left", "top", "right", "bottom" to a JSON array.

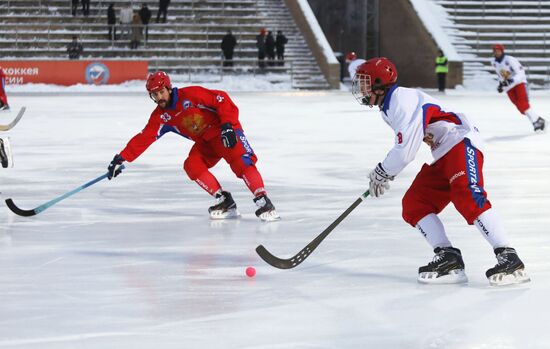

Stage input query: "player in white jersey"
[
  {"left": 491, "top": 44, "right": 545, "bottom": 132},
  {"left": 345, "top": 52, "right": 366, "bottom": 79},
  {"left": 352, "top": 57, "right": 530, "bottom": 286}
]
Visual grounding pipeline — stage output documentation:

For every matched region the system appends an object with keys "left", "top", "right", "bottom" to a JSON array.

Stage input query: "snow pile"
[{"left": 5, "top": 73, "right": 294, "bottom": 94}]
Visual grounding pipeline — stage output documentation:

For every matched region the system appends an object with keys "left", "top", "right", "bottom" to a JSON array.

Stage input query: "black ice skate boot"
[
  {"left": 208, "top": 191, "right": 240, "bottom": 219},
  {"left": 532, "top": 117, "right": 545, "bottom": 132},
  {"left": 0, "top": 138, "right": 13, "bottom": 168},
  {"left": 0, "top": 103, "right": 9, "bottom": 111},
  {"left": 253, "top": 194, "right": 280, "bottom": 221},
  {"left": 418, "top": 247, "right": 468, "bottom": 284},
  {"left": 486, "top": 247, "right": 530, "bottom": 286}
]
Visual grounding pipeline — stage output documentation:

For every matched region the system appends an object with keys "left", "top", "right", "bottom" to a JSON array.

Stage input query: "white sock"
[
  {"left": 416, "top": 213, "right": 452, "bottom": 249},
  {"left": 474, "top": 209, "right": 509, "bottom": 249},
  {"left": 524, "top": 108, "right": 539, "bottom": 123}
]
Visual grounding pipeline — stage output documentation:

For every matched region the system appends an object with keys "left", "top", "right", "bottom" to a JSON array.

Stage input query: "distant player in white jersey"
[
  {"left": 352, "top": 57, "right": 530, "bottom": 286},
  {"left": 345, "top": 52, "right": 366, "bottom": 79},
  {"left": 491, "top": 44, "right": 545, "bottom": 132}
]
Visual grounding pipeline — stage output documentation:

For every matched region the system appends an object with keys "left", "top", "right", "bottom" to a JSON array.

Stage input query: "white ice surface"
[{"left": 1, "top": 89, "right": 550, "bottom": 349}]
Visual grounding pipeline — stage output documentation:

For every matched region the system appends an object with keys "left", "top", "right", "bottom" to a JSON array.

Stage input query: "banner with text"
[{"left": 0, "top": 60, "right": 149, "bottom": 85}]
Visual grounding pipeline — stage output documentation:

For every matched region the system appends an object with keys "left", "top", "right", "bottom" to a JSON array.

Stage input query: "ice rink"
[{"left": 1, "top": 88, "right": 549, "bottom": 348}]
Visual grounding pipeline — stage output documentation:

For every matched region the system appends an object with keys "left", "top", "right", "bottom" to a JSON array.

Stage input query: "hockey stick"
[
  {"left": 256, "top": 190, "right": 370, "bottom": 269},
  {"left": 0, "top": 107, "right": 27, "bottom": 131},
  {"left": 4, "top": 165, "right": 125, "bottom": 217}
]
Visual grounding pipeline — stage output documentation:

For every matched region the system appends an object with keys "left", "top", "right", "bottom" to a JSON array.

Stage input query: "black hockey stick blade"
[
  {"left": 256, "top": 190, "right": 370, "bottom": 269},
  {"left": 5, "top": 198, "right": 37, "bottom": 216}
]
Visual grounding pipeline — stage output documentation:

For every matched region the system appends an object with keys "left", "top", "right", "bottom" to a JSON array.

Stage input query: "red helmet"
[
  {"left": 492, "top": 44, "right": 505, "bottom": 52},
  {"left": 352, "top": 57, "right": 398, "bottom": 106},
  {"left": 346, "top": 51, "right": 357, "bottom": 61},
  {"left": 146, "top": 71, "right": 172, "bottom": 93}
]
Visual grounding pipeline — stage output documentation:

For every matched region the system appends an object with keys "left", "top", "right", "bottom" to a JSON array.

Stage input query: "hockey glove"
[
  {"left": 368, "top": 163, "right": 395, "bottom": 198},
  {"left": 220, "top": 122, "right": 237, "bottom": 148},
  {"left": 107, "top": 154, "right": 125, "bottom": 180},
  {"left": 497, "top": 83, "right": 504, "bottom": 93}
]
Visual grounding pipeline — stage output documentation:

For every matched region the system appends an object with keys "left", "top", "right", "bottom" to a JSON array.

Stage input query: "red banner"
[{"left": 0, "top": 60, "right": 149, "bottom": 85}]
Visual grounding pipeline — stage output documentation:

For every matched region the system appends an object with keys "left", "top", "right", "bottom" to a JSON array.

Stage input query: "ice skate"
[
  {"left": 0, "top": 103, "right": 9, "bottom": 111},
  {"left": 532, "top": 117, "right": 545, "bottom": 132},
  {"left": 486, "top": 247, "right": 530, "bottom": 286},
  {"left": 418, "top": 247, "right": 468, "bottom": 284},
  {"left": 208, "top": 191, "right": 240, "bottom": 220},
  {"left": 0, "top": 137, "right": 13, "bottom": 168},
  {"left": 253, "top": 194, "right": 280, "bottom": 221}
]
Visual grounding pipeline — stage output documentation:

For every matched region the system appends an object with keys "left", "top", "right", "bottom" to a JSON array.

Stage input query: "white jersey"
[
  {"left": 378, "top": 86, "right": 484, "bottom": 177},
  {"left": 348, "top": 58, "right": 366, "bottom": 78},
  {"left": 491, "top": 54, "right": 527, "bottom": 92}
]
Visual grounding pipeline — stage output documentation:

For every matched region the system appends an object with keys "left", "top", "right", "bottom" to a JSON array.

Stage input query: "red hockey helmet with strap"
[
  {"left": 146, "top": 71, "right": 172, "bottom": 93},
  {"left": 346, "top": 51, "right": 357, "bottom": 61},
  {"left": 352, "top": 57, "right": 398, "bottom": 106},
  {"left": 492, "top": 43, "right": 505, "bottom": 52}
]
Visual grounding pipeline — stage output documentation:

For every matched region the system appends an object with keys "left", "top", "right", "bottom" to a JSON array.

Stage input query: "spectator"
[
  {"left": 107, "top": 3, "right": 117, "bottom": 41},
  {"left": 71, "top": 0, "right": 79, "bottom": 16},
  {"left": 67, "top": 36, "right": 83, "bottom": 60},
  {"left": 119, "top": 4, "right": 133, "bottom": 39},
  {"left": 265, "top": 31, "right": 275, "bottom": 66},
  {"left": 138, "top": 4, "right": 152, "bottom": 42},
  {"left": 275, "top": 30, "right": 288, "bottom": 66},
  {"left": 435, "top": 49, "right": 448, "bottom": 92},
  {"left": 221, "top": 30, "right": 237, "bottom": 67},
  {"left": 255, "top": 28, "right": 266, "bottom": 69},
  {"left": 81, "top": 0, "right": 90, "bottom": 16},
  {"left": 130, "top": 12, "right": 143, "bottom": 49},
  {"left": 156, "top": 0, "right": 170, "bottom": 23}
]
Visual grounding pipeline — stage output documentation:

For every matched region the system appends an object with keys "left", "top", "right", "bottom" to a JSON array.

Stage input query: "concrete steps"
[
  {"left": 433, "top": 0, "right": 550, "bottom": 88},
  {"left": 0, "top": 0, "right": 331, "bottom": 89}
]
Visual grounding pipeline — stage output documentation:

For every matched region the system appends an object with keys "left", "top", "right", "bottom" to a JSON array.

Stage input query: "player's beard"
[{"left": 157, "top": 98, "right": 168, "bottom": 108}]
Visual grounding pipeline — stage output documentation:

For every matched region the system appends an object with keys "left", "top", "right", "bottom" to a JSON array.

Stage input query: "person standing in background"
[
  {"left": 221, "top": 30, "right": 237, "bottom": 67},
  {"left": 71, "top": 0, "right": 79, "bottom": 16},
  {"left": 66, "top": 36, "right": 84, "bottom": 60},
  {"left": 435, "top": 50, "right": 448, "bottom": 93},
  {"left": 81, "top": 0, "right": 90, "bottom": 16},
  {"left": 256, "top": 28, "right": 267, "bottom": 69},
  {"left": 265, "top": 31, "right": 275, "bottom": 67},
  {"left": 138, "top": 4, "right": 152, "bottom": 42},
  {"left": 156, "top": 0, "right": 170, "bottom": 23},
  {"left": 275, "top": 30, "right": 288, "bottom": 66},
  {"left": 107, "top": 3, "right": 117, "bottom": 41}
]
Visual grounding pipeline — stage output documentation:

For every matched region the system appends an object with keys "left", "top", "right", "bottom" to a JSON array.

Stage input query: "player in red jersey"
[
  {"left": 0, "top": 68, "right": 9, "bottom": 111},
  {"left": 107, "top": 71, "right": 279, "bottom": 221}
]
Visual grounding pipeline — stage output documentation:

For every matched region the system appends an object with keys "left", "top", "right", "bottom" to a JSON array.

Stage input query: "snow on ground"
[{"left": 1, "top": 87, "right": 549, "bottom": 349}]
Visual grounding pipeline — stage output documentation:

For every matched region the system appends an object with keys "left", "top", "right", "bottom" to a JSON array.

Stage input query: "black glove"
[
  {"left": 220, "top": 122, "right": 237, "bottom": 148},
  {"left": 497, "top": 82, "right": 503, "bottom": 93},
  {"left": 107, "top": 154, "right": 125, "bottom": 180}
]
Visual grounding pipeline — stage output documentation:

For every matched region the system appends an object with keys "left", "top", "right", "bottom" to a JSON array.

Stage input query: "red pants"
[
  {"left": 507, "top": 83, "right": 530, "bottom": 114},
  {"left": 402, "top": 138, "right": 492, "bottom": 226},
  {"left": 183, "top": 128, "right": 258, "bottom": 180}
]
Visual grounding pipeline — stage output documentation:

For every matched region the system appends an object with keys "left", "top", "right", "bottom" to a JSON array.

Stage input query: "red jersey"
[{"left": 120, "top": 86, "right": 241, "bottom": 162}]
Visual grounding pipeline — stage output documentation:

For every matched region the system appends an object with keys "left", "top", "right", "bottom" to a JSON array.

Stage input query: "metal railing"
[{"left": 446, "top": 0, "right": 550, "bottom": 87}]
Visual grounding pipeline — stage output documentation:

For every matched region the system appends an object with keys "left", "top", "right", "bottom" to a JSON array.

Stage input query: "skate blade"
[
  {"left": 258, "top": 209, "right": 281, "bottom": 222},
  {"left": 209, "top": 208, "right": 241, "bottom": 220},
  {"left": 418, "top": 269, "right": 468, "bottom": 284},
  {"left": 488, "top": 269, "right": 531, "bottom": 286}
]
